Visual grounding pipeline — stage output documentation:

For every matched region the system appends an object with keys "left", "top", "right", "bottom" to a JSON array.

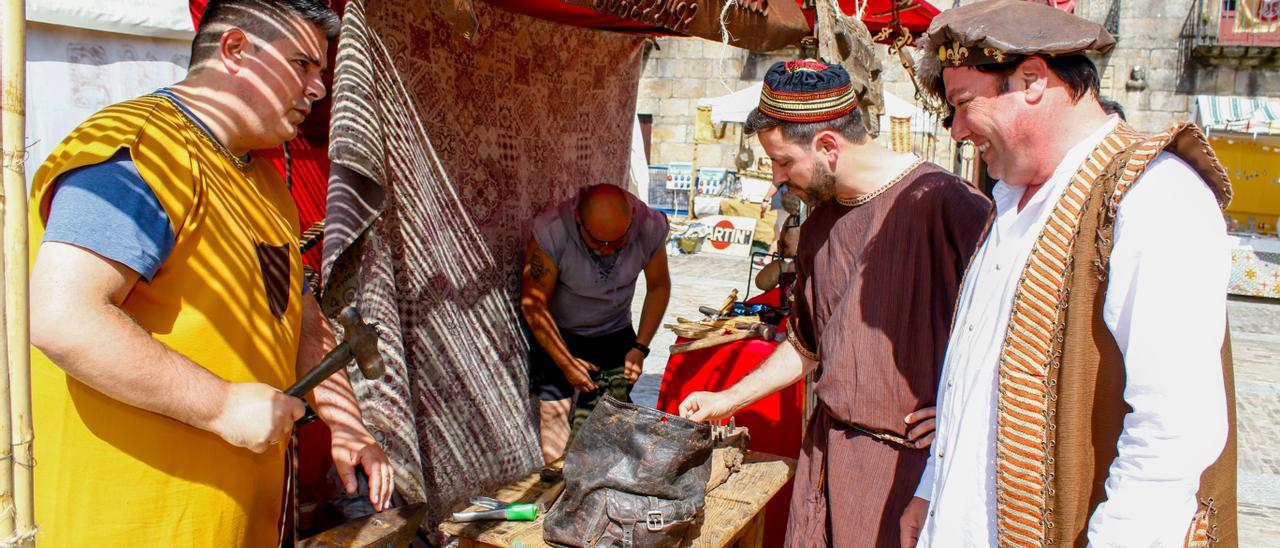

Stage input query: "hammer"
[
  {"left": 286, "top": 307, "right": 385, "bottom": 397},
  {"left": 669, "top": 322, "right": 778, "bottom": 355}
]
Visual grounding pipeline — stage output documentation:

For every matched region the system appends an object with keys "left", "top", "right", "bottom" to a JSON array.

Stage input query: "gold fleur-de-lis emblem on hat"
[
  {"left": 938, "top": 40, "right": 970, "bottom": 66},
  {"left": 983, "top": 47, "right": 1006, "bottom": 63}
]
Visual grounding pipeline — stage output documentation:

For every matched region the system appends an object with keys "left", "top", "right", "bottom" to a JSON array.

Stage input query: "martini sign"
[{"left": 701, "top": 215, "right": 756, "bottom": 257}]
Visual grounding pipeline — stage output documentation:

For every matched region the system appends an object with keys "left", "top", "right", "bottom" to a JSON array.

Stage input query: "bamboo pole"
[
  {"left": 1, "top": 0, "right": 32, "bottom": 544},
  {"left": 688, "top": 143, "right": 699, "bottom": 220}
]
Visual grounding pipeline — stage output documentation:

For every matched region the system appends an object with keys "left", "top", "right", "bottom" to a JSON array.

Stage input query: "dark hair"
[
  {"left": 974, "top": 55, "right": 1100, "bottom": 102},
  {"left": 1098, "top": 96, "right": 1127, "bottom": 121},
  {"left": 190, "top": 0, "right": 340, "bottom": 67},
  {"left": 934, "top": 54, "right": 1101, "bottom": 129},
  {"left": 743, "top": 107, "right": 869, "bottom": 145}
]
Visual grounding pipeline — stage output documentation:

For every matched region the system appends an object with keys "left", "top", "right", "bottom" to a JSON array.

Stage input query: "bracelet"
[{"left": 633, "top": 342, "right": 651, "bottom": 357}]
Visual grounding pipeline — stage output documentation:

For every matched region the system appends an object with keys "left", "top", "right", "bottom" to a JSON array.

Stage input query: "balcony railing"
[{"left": 1189, "top": 0, "right": 1280, "bottom": 51}]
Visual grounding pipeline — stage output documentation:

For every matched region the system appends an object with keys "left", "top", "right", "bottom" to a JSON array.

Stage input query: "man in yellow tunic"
[{"left": 27, "top": 1, "right": 393, "bottom": 545}]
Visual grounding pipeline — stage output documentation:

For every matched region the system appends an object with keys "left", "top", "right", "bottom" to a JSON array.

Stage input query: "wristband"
[{"left": 633, "top": 342, "right": 651, "bottom": 357}]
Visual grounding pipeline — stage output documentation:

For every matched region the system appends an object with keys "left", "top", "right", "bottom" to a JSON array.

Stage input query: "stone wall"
[
  {"left": 1078, "top": 0, "right": 1280, "bottom": 132},
  {"left": 634, "top": 0, "right": 1280, "bottom": 173},
  {"left": 637, "top": 38, "right": 798, "bottom": 170}
]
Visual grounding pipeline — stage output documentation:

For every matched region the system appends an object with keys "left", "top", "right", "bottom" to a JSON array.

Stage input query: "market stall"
[
  {"left": 167, "top": 0, "right": 941, "bottom": 543},
  {"left": 306, "top": 1, "right": 942, "bottom": 542},
  {"left": 1196, "top": 94, "right": 1280, "bottom": 298}
]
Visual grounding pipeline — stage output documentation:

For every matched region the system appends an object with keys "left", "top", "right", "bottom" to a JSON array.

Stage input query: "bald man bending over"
[{"left": 520, "top": 184, "right": 672, "bottom": 464}]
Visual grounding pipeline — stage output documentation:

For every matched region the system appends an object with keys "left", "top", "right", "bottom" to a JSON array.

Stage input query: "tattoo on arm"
[{"left": 530, "top": 249, "right": 549, "bottom": 282}]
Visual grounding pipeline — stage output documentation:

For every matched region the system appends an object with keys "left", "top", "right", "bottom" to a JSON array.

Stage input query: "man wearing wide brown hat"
[
  {"left": 679, "top": 59, "right": 990, "bottom": 547},
  {"left": 900, "top": 1, "right": 1237, "bottom": 546}
]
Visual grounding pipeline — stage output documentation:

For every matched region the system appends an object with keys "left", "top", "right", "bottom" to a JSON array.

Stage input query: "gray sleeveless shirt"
[{"left": 530, "top": 189, "right": 669, "bottom": 337}]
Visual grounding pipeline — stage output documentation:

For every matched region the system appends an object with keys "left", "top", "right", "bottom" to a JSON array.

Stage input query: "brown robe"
[{"left": 785, "top": 162, "right": 991, "bottom": 547}]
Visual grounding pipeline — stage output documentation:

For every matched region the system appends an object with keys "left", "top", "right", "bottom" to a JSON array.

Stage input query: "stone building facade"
[
  {"left": 636, "top": 39, "right": 799, "bottom": 171},
  {"left": 636, "top": 0, "right": 1280, "bottom": 173}
]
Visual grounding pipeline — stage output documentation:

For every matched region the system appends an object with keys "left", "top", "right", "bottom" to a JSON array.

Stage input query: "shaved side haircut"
[{"left": 190, "top": 0, "right": 340, "bottom": 69}]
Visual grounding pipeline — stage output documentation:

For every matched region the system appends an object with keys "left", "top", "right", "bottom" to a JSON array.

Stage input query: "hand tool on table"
[
  {"left": 286, "top": 307, "right": 384, "bottom": 397},
  {"left": 452, "top": 497, "right": 539, "bottom": 522},
  {"left": 696, "top": 289, "right": 740, "bottom": 321},
  {"left": 669, "top": 315, "right": 763, "bottom": 339},
  {"left": 698, "top": 305, "right": 730, "bottom": 321},
  {"left": 710, "top": 417, "right": 737, "bottom": 442},
  {"left": 668, "top": 322, "right": 778, "bottom": 355},
  {"left": 535, "top": 479, "right": 567, "bottom": 513},
  {"left": 675, "top": 315, "right": 759, "bottom": 327},
  {"left": 666, "top": 321, "right": 720, "bottom": 339}
]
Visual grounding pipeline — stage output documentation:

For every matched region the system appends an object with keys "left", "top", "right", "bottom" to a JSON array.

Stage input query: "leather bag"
[{"left": 543, "top": 396, "right": 714, "bottom": 547}]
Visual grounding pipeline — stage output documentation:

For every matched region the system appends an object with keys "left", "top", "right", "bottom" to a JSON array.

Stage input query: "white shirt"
[{"left": 915, "top": 116, "right": 1231, "bottom": 547}]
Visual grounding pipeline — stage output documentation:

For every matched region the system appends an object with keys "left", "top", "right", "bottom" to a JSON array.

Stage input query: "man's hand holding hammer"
[
  {"left": 29, "top": 243, "right": 308, "bottom": 454},
  {"left": 295, "top": 296, "right": 395, "bottom": 512},
  {"left": 207, "top": 383, "right": 305, "bottom": 453}
]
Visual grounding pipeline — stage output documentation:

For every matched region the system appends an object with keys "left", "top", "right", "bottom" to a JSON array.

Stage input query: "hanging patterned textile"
[{"left": 320, "top": 0, "right": 644, "bottom": 537}]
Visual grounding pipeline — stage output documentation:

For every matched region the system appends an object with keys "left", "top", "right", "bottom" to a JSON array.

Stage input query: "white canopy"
[
  {"left": 24, "top": 2, "right": 193, "bottom": 183},
  {"left": 881, "top": 91, "right": 939, "bottom": 134},
  {"left": 696, "top": 82, "right": 763, "bottom": 124},
  {"left": 29, "top": 0, "right": 195, "bottom": 39}
]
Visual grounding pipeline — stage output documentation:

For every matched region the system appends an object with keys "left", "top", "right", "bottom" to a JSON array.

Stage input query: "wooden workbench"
[{"left": 440, "top": 451, "right": 796, "bottom": 547}]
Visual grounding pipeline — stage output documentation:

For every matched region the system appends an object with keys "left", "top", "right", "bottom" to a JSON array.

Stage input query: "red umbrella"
[
  {"left": 483, "top": 0, "right": 941, "bottom": 37},
  {"left": 831, "top": 0, "right": 942, "bottom": 34},
  {"left": 192, "top": 1, "right": 942, "bottom": 49}
]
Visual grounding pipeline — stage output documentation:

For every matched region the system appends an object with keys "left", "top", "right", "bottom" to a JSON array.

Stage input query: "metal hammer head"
[
  {"left": 336, "top": 307, "right": 384, "bottom": 380},
  {"left": 753, "top": 322, "right": 777, "bottom": 340},
  {"left": 736, "top": 321, "right": 777, "bottom": 341}
]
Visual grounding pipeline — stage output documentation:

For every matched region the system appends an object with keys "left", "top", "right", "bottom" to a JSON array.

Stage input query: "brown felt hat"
[{"left": 916, "top": 0, "right": 1115, "bottom": 101}]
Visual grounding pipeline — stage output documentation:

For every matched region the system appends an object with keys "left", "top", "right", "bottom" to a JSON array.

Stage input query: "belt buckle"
[
  {"left": 645, "top": 510, "right": 666, "bottom": 531},
  {"left": 852, "top": 423, "right": 914, "bottom": 448}
]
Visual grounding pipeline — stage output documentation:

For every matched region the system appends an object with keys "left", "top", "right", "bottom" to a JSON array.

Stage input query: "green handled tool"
[{"left": 451, "top": 501, "right": 538, "bottom": 522}]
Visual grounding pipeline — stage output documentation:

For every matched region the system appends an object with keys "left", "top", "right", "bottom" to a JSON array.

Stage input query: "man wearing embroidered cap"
[
  {"left": 900, "top": 1, "right": 1237, "bottom": 546},
  {"left": 679, "top": 59, "right": 990, "bottom": 547}
]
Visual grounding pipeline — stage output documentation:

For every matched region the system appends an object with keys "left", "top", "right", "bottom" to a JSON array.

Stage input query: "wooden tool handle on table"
[{"left": 669, "top": 330, "right": 757, "bottom": 355}]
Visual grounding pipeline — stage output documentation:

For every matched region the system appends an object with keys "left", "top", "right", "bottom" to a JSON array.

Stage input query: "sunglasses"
[
  {"left": 730, "top": 302, "right": 788, "bottom": 325},
  {"left": 576, "top": 209, "right": 633, "bottom": 254}
]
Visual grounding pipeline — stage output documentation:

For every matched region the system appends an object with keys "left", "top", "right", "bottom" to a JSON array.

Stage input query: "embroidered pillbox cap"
[
  {"left": 916, "top": 0, "right": 1115, "bottom": 100},
  {"left": 758, "top": 59, "right": 859, "bottom": 124}
]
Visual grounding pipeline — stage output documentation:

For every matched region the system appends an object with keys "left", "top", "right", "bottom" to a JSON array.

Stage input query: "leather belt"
[{"left": 844, "top": 421, "right": 917, "bottom": 449}]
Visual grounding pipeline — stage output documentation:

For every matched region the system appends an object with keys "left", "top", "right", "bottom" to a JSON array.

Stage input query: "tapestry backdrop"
[{"left": 320, "top": 0, "right": 644, "bottom": 531}]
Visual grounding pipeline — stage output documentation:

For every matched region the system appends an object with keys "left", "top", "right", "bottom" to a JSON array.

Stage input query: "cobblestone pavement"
[{"left": 632, "top": 253, "right": 1280, "bottom": 545}]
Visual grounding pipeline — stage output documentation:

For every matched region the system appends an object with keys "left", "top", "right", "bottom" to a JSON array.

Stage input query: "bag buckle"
[{"left": 645, "top": 510, "right": 666, "bottom": 531}]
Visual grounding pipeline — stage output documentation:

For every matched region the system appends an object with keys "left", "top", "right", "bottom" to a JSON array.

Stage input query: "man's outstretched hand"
[{"left": 678, "top": 391, "right": 739, "bottom": 422}]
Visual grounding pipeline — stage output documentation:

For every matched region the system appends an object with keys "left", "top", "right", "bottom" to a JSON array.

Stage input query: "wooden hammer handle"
[{"left": 670, "top": 330, "right": 758, "bottom": 355}]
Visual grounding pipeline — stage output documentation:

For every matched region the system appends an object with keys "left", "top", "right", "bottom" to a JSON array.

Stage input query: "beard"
[{"left": 801, "top": 161, "right": 839, "bottom": 207}]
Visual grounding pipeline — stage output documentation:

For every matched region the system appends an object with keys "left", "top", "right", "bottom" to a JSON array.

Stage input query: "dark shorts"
[
  {"left": 529, "top": 325, "right": 637, "bottom": 433},
  {"left": 528, "top": 325, "right": 637, "bottom": 401}
]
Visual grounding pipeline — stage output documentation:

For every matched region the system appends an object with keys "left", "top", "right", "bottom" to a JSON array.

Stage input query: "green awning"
[{"left": 1196, "top": 95, "right": 1280, "bottom": 136}]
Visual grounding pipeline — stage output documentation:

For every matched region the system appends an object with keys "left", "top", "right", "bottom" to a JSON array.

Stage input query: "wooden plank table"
[
  {"left": 299, "top": 503, "right": 429, "bottom": 547},
  {"left": 440, "top": 451, "right": 796, "bottom": 547}
]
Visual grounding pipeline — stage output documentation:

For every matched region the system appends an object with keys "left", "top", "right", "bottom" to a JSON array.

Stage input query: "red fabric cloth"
[
  {"left": 830, "top": 0, "right": 941, "bottom": 34},
  {"left": 259, "top": 140, "right": 329, "bottom": 270},
  {"left": 657, "top": 287, "right": 803, "bottom": 548},
  {"left": 189, "top": 0, "right": 207, "bottom": 27},
  {"left": 484, "top": 0, "right": 941, "bottom": 37},
  {"left": 482, "top": 0, "right": 670, "bottom": 33}
]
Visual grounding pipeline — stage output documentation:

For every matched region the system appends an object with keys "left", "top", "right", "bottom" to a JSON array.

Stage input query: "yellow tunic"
[{"left": 29, "top": 95, "right": 302, "bottom": 547}]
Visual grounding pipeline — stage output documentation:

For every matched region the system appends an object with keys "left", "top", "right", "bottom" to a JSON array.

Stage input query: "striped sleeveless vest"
[{"left": 991, "top": 123, "right": 1236, "bottom": 547}]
